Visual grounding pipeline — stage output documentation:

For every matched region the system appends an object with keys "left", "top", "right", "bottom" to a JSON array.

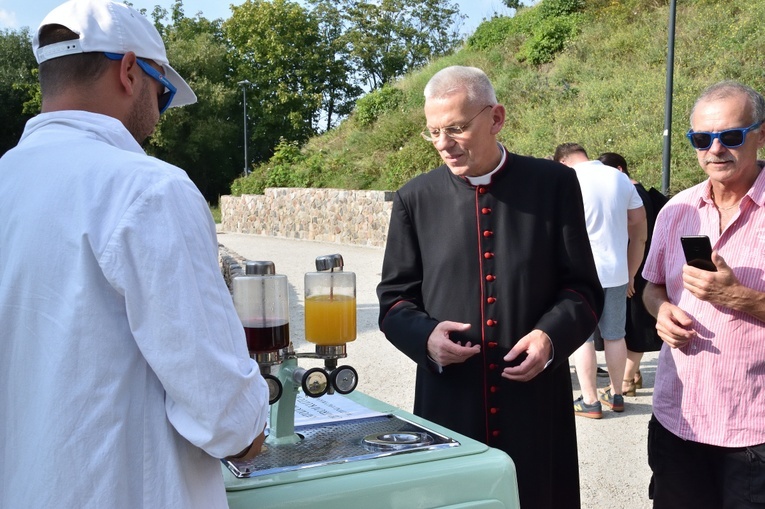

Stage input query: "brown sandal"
[
  {"left": 634, "top": 370, "right": 643, "bottom": 389},
  {"left": 622, "top": 379, "right": 636, "bottom": 397}
]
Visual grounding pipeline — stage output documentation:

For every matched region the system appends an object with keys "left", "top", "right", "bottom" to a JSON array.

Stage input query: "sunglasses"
[
  {"left": 686, "top": 121, "right": 762, "bottom": 150},
  {"left": 104, "top": 53, "right": 176, "bottom": 114}
]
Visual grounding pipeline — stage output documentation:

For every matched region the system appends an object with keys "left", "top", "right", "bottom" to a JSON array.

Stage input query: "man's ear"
[
  {"left": 490, "top": 104, "right": 506, "bottom": 135},
  {"left": 117, "top": 52, "right": 140, "bottom": 97}
]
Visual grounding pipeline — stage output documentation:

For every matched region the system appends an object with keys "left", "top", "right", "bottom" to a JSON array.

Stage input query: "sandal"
[
  {"left": 622, "top": 379, "right": 636, "bottom": 397},
  {"left": 634, "top": 370, "right": 643, "bottom": 389}
]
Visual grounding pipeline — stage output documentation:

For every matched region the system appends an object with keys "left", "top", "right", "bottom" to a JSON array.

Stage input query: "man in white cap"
[{"left": 0, "top": 1, "right": 269, "bottom": 507}]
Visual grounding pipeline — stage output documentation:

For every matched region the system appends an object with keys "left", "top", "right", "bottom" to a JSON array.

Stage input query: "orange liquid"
[{"left": 304, "top": 294, "right": 357, "bottom": 345}]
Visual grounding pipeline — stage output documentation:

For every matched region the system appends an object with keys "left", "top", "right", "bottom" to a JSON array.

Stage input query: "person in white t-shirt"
[
  {"left": 0, "top": 1, "right": 269, "bottom": 507},
  {"left": 555, "top": 143, "right": 647, "bottom": 418}
]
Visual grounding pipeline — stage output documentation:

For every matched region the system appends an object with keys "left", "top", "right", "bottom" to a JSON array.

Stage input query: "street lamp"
[
  {"left": 238, "top": 79, "right": 251, "bottom": 176},
  {"left": 661, "top": 0, "right": 677, "bottom": 195}
]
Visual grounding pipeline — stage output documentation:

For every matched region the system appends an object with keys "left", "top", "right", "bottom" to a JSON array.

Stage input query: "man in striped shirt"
[{"left": 643, "top": 80, "right": 765, "bottom": 508}]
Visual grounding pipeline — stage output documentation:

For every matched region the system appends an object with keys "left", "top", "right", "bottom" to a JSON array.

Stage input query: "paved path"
[{"left": 218, "top": 231, "right": 658, "bottom": 509}]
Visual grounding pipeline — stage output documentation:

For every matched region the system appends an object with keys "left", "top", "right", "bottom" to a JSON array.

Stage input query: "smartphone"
[{"left": 680, "top": 235, "right": 717, "bottom": 271}]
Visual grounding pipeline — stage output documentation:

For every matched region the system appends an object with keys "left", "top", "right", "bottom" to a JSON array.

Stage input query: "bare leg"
[
  {"left": 603, "top": 338, "right": 627, "bottom": 396},
  {"left": 573, "top": 341, "right": 598, "bottom": 404},
  {"left": 625, "top": 350, "right": 643, "bottom": 391}
]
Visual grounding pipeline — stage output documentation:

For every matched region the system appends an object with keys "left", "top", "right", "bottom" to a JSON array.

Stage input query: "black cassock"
[{"left": 377, "top": 150, "right": 603, "bottom": 509}]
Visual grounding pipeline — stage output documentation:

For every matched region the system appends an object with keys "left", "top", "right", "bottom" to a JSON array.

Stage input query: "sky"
[{"left": 0, "top": 0, "right": 514, "bottom": 36}]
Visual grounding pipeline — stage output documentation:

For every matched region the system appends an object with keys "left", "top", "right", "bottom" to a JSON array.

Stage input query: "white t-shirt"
[
  {"left": 0, "top": 111, "right": 268, "bottom": 508},
  {"left": 573, "top": 160, "right": 644, "bottom": 288}
]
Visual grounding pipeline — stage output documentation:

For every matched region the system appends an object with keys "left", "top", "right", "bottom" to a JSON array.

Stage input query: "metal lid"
[
  {"left": 315, "top": 254, "right": 344, "bottom": 271},
  {"left": 245, "top": 260, "right": 276, "bottom": 275}
]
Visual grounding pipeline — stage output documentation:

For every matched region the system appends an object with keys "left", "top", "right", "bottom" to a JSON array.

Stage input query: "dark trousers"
[{"left": 648, "top": 414, "right": 765, "bottom": 508}]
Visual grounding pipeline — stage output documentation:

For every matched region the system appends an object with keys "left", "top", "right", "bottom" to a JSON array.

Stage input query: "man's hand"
[
  {"left": 501, "top": 329, "right": 552, "bottom": 382},
  {"left": 654, "top": 301, "right": 694, "bottom": 349},
  {"left": 426, "top": 321, "right": 480, "bottom": 367},
  {"left": 226, "top": 426, "right": 267, "bottom": 461},
  {"left": 682, "top": 251, "right": 739, "bottom": 306}
]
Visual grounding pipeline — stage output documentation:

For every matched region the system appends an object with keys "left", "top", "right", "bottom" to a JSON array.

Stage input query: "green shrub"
[
  {"left": 517, "top": 14, "right": 583, "bottom": 65},
  {"left": 354, "top": 85, "right": 405, "bottom": 127},
  {"left": 467, "top": 16, "right": 517, "bottom": 50}
]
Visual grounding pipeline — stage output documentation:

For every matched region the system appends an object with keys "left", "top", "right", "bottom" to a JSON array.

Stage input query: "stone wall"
[{"left": 220, "top": 188, "right": 394, "bottom": 247}]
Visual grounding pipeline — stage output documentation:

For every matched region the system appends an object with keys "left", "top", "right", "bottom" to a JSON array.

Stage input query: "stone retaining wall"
[{"left": 220, "top": 188, "right": 394, "bottom": 247}]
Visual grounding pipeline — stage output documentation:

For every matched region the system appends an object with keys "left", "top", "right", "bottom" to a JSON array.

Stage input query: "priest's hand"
[
  {"left": 501, "top": 329, "right": 552, "bottom": 382},
  {"left": 426, "top": 321, "right": 480, "bottom": 367}
]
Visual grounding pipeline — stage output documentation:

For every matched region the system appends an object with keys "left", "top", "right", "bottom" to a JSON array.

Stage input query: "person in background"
[
  {"left": 555, "top": 143, "right": 647, "bottom": 418},
  {"left": 377, "top": 65, "right": 603, "bottom": 509},
  {"left": 642, "top": 80, "right": 765, "bottom": 508},
  {"left": 0, "top": 1, "right": 269, "bottom": 507},
  {"left": 597, "top": 152, "right": 667, "bottom": 396}
]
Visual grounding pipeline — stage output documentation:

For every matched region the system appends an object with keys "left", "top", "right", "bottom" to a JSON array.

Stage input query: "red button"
[
  {"left": 481, "top": 207, "right": 492, "bottom": 215},
  {"left": 488, "top": 342, "right": 498, "bottom": 348},
  {"left": 492, "top": 430, "right": 500, "bottom": 437},
  {"left": 489, "top": 363, "right": 498, "bottom": 370},
  {"left": 486, "top": 320, "right": 496, "bottom": 327},
  {"left": 485, "top": 275, "right": 496, "bottom": 282},
  {"left": 478, "top": 187, "right": 487, "bottom": 194},
  {"left": 483, "top": 230, "right": 493, "bottom": 238},
  {"left": 490, "top": 386, "right": 498, "bottom": 393},
  {"left": 487, "top": 297, "right": 496, "bottom": 304},
  {"left": 490, "top": 407, "right": 499, "bottom": 414},
  {"left": 484, "top": 252, "right": 494, "bottom": 259}
]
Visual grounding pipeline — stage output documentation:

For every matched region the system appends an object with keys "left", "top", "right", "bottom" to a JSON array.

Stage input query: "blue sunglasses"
[
  {"left": 686, "top": 121, "right": 762, "bottom": 150},
  {"left": 104, "top": 52, "right": 176, "bottom": 114}
]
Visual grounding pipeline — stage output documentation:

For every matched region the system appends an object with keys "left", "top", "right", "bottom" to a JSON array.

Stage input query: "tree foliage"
[
  {"left": 313, "top": 0, "right": 465, "bottom": 90},
  {"left": 225, "top": 0, "right": 328, "bottom": 161},
  {"left": 0, "top": 28, "right": 38, "bottom": 156},
  {"left": 142, "top": 2, "right": 244, "bottom": 204}
]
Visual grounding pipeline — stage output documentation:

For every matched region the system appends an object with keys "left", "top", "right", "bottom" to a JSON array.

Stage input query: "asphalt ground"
[{"left": 218, "top": 231, "right": 658, "bottom": 509}]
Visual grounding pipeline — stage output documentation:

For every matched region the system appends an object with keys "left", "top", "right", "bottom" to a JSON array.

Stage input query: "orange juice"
[{"left": 304, "top": 294, "right": 357, "bottom": 345}]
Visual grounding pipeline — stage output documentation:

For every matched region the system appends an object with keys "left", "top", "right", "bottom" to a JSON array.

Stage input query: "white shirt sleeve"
[{"left": 100, "top": 173, "right": 268, "bottom": 459}]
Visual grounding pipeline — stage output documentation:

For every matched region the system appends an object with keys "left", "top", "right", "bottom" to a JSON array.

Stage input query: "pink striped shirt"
[{"left": 643, "top": 168, "right": 765, "bottom": 447}]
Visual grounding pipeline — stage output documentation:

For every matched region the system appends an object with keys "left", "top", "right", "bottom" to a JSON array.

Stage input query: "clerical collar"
[{"left": 465, "top": 144, "right": 506, "bottom": 186}]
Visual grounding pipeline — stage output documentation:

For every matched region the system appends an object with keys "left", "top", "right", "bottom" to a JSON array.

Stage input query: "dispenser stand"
[{"left": 266, "top": 357, "right": 302, "bottom": 446}]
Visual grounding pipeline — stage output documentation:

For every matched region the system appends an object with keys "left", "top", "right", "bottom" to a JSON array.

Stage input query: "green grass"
[
  {"left": 209, "top": 203, "right": 221, "bottom": 224},
  {"left": 231, "top": 0, "right": 765, "bottom": 197}
]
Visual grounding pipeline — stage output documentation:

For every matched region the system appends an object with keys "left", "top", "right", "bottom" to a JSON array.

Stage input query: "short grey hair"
[
  {"left": 690, "top": 80, "right": 765, "bottom": 127},
  {"left": 424, "top": 66, "right": 497, "bottom": 106}
]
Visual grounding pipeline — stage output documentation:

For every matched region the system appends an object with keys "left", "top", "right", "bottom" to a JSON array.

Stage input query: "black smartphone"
[{"left": 680, "top": 235, "right": 717, "bottom": 271}]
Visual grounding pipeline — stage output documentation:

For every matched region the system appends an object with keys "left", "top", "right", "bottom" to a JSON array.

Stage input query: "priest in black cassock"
[{"left": 377, "top": 66, "right": 604, "bottom": 509}]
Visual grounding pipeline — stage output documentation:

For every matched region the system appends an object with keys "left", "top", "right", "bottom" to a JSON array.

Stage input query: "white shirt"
[
  {"left": 573, "top": 160, "right": 644, "bottom": 288},
  {"left": 0, "top": 111, "right": 268, "bottom": 508}
]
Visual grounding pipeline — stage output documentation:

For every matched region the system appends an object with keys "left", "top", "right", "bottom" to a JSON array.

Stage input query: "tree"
[
  {"left": 503, "top": 0, "right": 524, "bottom": 9},
  {"left": 143, "top": 2, "right": 244, "bottom": 204},
  {"left": 308, "top": 1, "right": 362, "bottom": 131},
  {"left": 224, "top": 0, "right": 328, "bottom": 161},
  {"left": 332, "top": 0, "right": 466, "bottom": 90},
  {"left": 0, "top": 28, "right": 38, "bottom": 156}
]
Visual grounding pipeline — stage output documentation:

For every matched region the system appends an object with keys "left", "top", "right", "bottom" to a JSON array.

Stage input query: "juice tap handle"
[
  {"left": 245, "top": 260, "right": 276, "bottom": 275},
  {"left": 315, "top": 254, "right": 344, "bottom": 272}
]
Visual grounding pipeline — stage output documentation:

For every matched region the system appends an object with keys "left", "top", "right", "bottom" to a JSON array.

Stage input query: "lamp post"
[
  {"left": 661, "top": 0, "right": 677, "bottom": 195},
  {"left": 238, "top": 79, "right": 251, "bottom": 176}
]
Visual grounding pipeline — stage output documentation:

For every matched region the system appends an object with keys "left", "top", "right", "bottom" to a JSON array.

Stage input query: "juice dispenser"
[
  {"left": 304, "top": 254, "right": 356, "bottom": 352},
  {"left": 232, "top": 260, "right": 289, "bottom": 403}
]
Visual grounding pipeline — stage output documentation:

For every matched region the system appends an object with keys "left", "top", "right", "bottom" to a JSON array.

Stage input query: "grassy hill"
[{"left": 232, "top": 0, "right": 765, "bottom": 197}]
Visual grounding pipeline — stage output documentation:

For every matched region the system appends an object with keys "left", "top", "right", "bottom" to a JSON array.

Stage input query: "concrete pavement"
[{"left": 218, "top": 231, "right": 658, "bottom": 509}]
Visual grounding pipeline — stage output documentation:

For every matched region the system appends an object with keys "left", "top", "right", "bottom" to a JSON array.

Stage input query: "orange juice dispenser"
[
  {"left": 232, "top": 260, "right": 289, "bottom": 404},
  {"left": 305, "top": 254, "right": 358, "bottom": 393}
]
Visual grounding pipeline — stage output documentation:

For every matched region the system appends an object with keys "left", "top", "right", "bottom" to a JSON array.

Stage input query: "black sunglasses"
[{"left": 686, "top": 121, "right": 762, "bottom": 150}]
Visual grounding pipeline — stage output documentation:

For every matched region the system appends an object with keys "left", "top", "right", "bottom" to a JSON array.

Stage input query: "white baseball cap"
[{"left": 33, "top": 0, "right": 196, "bottom": 110}]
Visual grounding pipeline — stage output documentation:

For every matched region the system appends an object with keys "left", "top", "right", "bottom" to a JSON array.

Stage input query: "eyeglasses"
[
  {"left": 104, "top": 52, "right": 177, "bottom": 114},
  {"left": 421, "top": 105, "right": 493, "bottom": 142},
  {"left": 686, "top": 121, "right": 762, "bottom": 150}
]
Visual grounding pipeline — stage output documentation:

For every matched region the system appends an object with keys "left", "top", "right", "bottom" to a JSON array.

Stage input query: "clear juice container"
[
  {"left": 304, "top": 254, "right": 356, "bottom": 346},
  {"left": 233, "top": 261, "right": 290, "bottom": 355}
]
